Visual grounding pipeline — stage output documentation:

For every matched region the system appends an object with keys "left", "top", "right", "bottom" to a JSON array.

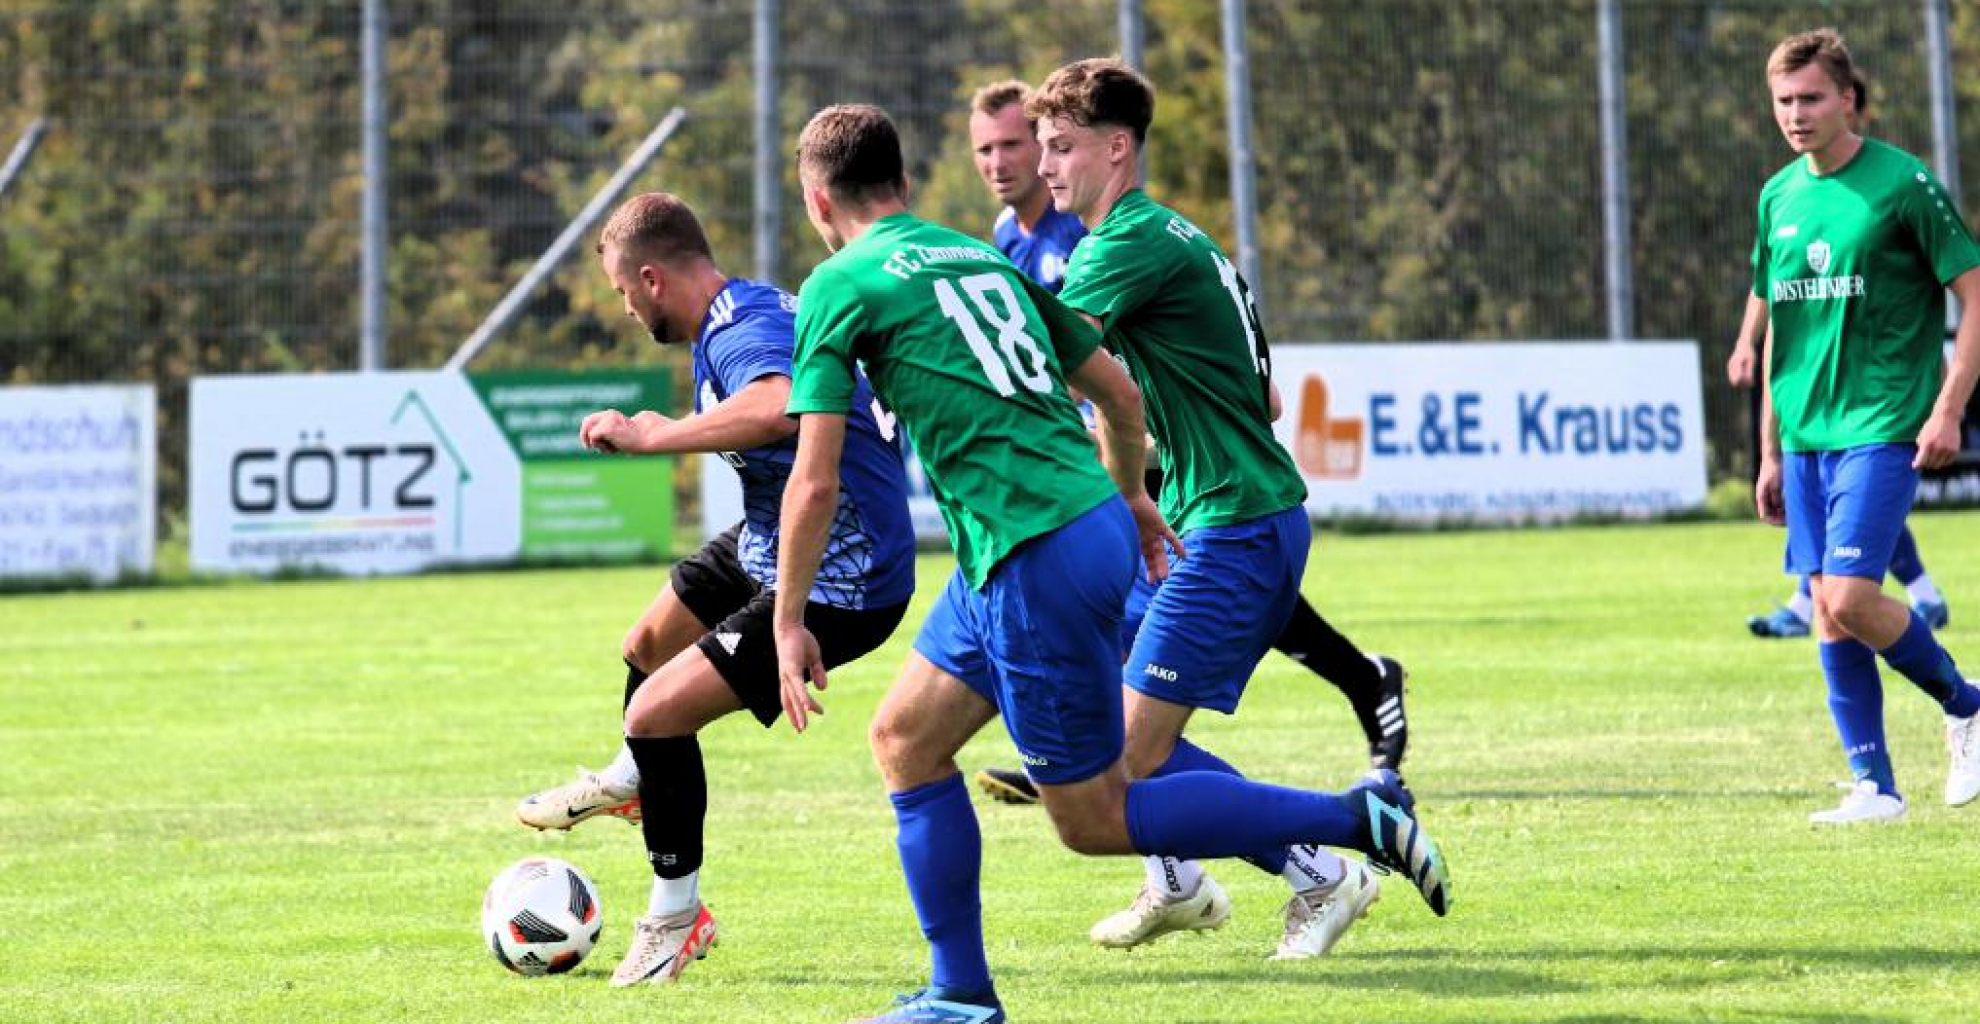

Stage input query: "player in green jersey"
[
  {"left": 1733, "top": 72, "right": 1951, "bottom": 641},
  {"left": 1751, "top": 28, "right": 1980, "bottom": 823},
  {"left": 966, "top": 79, "right": 1411, "bottom": 814},
  {"left": 771, "top": 103, "right": 1448, "bottom": 1023},
  {"left": 1031, "top": 57, "right": 1414, "bottom": 959}
]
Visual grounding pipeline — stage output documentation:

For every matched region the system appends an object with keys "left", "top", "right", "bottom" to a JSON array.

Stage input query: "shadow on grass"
[{"left": 1444, "top": 788, "right": 1798, "bottom": 801}]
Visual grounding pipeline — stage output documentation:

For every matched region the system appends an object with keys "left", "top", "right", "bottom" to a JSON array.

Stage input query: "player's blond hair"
[
  {"left": 971, "top": 79, "right": 1031, "bottom": 120},
  {"left": 1768, "top": 28, "right": 1863, "bottom": 114}
]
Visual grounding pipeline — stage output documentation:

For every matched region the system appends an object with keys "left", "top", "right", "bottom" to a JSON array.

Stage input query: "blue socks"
[
  {"left": 1123, "top": 770, "right": 1366, "bottom": 860},
  {"left": 1819, "top": 639, "right": 1896, "bottom": 795},
  {"left": 1148, "top": 737, "right": 1287, "bottom": 874},
  {"left": 890, "top": 773, "right": 993, "bottom": 1002},
  {"left": 1879, "top": 610, "right": 1980, "bottom": 718}
]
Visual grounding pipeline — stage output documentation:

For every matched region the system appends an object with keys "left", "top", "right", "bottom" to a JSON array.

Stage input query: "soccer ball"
[{"left": 481, "top": 856, "right": 603, "bottom": 976}]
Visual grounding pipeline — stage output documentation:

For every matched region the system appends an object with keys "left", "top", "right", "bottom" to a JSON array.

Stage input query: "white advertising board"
[
  {"left": 0, "top": 384, "right": 156, "bottom": 582},
  {"left": 191, "top": 372, "right": 522, "bottom": 575},
  {"left": 1271, "top": 341, "right": 1707, "bottom": 522}
]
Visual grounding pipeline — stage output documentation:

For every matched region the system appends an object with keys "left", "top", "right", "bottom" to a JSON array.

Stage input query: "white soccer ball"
[{"left": 481, "top": 856, "right": 603, "bottom": 976}]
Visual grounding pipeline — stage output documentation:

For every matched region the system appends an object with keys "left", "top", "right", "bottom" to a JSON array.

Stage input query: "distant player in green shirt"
[
  {"left": 1731, "top": 74, "right": 1951, "bottom": 641},
  {"left": 1032, "top": 57, "right": 1422, "bottom": 960},
  {"left": 770, "top": 103, "right": 1448, "bottom": 1023},
  {"left": 1751, "top": 28, "right": 1980, "bottom": 823}
]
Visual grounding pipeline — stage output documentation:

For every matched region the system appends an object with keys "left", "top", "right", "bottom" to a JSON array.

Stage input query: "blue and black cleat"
[{"left": 1351, "top": 768, "right": 1452, "bottom": 917}]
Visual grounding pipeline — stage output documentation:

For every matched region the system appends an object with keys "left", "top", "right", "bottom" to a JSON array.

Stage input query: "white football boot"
[
  {"left": 611, "top": 903, "right": 717, "bottom": 987},
  {"left": 1271, "top": 858, "right": 1381, "bottom": 960},
  {"left": 1089, "top": 874, "right": 1232, "bottom": 948},
  {"left": 515, "top": 767, "right": 640, "bottom": 830},
  {"left": 1808, "top": 780, "right": 1906, "bottom": 825},
  {"left": 1946, "top": 711, "right": 1980, "bottom": 807}
]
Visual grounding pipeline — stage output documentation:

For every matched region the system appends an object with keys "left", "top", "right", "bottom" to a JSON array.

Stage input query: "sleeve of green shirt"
[
  {"left": 1016, "top": 273, "right": 1103, "bottom": 370},
  {"left": 1057, "top": 230, "right": 1169, "bottom": 324},
  {"left": 787, "top": 266, "right": 862, "bottom": 416},
  {"left": 1898, "top": 166, "right": 1980, "bottom": 286}
]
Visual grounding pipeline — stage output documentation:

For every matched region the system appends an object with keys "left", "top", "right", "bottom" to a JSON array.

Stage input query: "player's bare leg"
[{"left": 517, "top": 585, "right": 710, "bottom": 830}]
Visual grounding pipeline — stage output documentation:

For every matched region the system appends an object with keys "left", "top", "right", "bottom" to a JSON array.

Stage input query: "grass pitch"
[{"left": 6, "top": 515, "right": 1980, "bottom": 1024}]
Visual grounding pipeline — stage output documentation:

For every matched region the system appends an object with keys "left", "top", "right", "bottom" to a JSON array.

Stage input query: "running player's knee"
[
  {"left": 1821, "top": 579, "right": 1882, "bottom": 637},
  {"left": 1047, "top": 809, "right": 1131, "bottom": 856},
  {"left": 867, "top": 712, "right": 921, "bottom": 784}
]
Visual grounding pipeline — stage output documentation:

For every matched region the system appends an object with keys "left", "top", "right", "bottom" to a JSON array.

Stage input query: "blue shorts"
[
  {"left": 1125, "top": 505, "right": 1311, "bottom": 714},
  {"left": 1783, "top": 444, "right": 1918, "bottom": 580},
  {"left": 912, "top": 497, "right": 1138, "bottom": 785}
]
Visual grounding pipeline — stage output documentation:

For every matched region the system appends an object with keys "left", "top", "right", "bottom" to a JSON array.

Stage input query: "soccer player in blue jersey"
[
  {"left": 1750, "top": 30, "right": 1980, "bottom": 823},
  {"left": 513, "top": 192, "right": 914, "bottom": 984},
  {"left": 969, "top": 80, "right": 1087, "bottom": 293},
  {"left": 967, "top": 79, "right": 1410, "bottom": 812},
  {"left": 773, "top": 103, "right": 1448, "bottom": 1023}
]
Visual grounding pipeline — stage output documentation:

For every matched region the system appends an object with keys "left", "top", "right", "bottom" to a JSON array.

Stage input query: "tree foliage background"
[{"left": 2, "top": 0, "right": 1975, "bottom": 523}]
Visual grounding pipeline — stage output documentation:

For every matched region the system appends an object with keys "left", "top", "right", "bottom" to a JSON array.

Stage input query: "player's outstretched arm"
[
  {"left": 1067, "top": 346, "right": 1183, "bottom": 580},
  {"left": 1918, "top": 268, "right": 1980, "bottom": 470},
  {"left": 772, "top": 411, "right": 846, "bottom": 733},
  {"left": 579, "top": 376, "right": 797, "bottom": 456}
]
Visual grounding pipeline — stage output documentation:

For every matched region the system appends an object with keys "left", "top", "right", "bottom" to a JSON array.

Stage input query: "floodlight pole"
[
  {"left": 360, "top": 0, "right": 388, "bottom": 371},
  {"left": 753, "top": 0, "right": 782, "bottom": 285},
  {"left": 1596, "top": 0, "right": 1635, "bottom": 341},
  {"left": 1119, "top": 0, "right": 1144, "bottom": 70},
  {"left": 0, "top": 117, "right": 46, "bottom": 202},
  {"left": 1924, "top": 0, "right": 1961, "bottom": 330},
  {"left": 443, "top": 108, "right": 688, "bottom": 373},
  {"left": 1220, "top": 0, "right": 1264, "bottom": 314}
]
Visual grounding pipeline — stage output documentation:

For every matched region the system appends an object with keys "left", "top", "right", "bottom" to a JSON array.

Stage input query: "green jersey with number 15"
[
  {"left": 1058, "top": 189, "right": 1306, "bottom": 535},
  {"left": 788, "top": 213, "right": 1119, "bottom": 589}
]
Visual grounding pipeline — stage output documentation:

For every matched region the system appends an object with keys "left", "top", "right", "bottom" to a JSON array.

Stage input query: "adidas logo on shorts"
[{"left": 715, "top": 632, "right": 742, "bottom": 656}]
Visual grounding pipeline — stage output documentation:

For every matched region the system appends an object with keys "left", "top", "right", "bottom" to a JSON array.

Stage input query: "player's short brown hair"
[
  {"left": 596, "top": 192, "right": 713, "bottom": 264},
  {"left": 971, "top": 79, "right": 1031, "bottom": 120},
  {"left": 796, "top": 103, "right": 907, "bottom": 208},
  {"left": 1768, "top": 28, "right": 1862, "bottom": 112},
  {"left": 1027, "top": 58, "right": 1153, "bottom": 145}
]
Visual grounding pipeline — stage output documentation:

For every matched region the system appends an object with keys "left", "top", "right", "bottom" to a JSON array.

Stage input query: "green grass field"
[{"left": 7, "top": 514, "right": 1980, "bottom": 1024}]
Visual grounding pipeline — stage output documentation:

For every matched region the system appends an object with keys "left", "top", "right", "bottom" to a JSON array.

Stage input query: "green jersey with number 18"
[
  {"left": 788, "top": 213, "right": 1120, "bottom": 589},
  {"left": 1057, "top": 189, "right": 1306, "bottom": 535}
]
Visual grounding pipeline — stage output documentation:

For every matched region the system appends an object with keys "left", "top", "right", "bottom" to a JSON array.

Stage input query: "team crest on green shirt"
[{"left": 1806, "top": 240, "right": 1831, "bottom": 275}]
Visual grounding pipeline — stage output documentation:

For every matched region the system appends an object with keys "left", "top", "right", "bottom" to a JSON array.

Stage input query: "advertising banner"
[
  {"left": 1272, "top": 342, "right": 1708, "bottom": 522},
  {"left": 0, "top": 384, "right": 156, "bottom": 582},
  {"left": 191, "top": 369, "right": 669, "bottom": 575}
]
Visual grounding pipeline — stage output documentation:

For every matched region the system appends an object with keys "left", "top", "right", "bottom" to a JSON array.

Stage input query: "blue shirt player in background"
[
  {"left": 966, "top": 80, "right": 1413, "bottom": 819},
  {"left": 512, "top": 192, "right": 914, "bottom": 987},
  {"left": 971, "top": 79, "right": 1087, "bottom": 294}
]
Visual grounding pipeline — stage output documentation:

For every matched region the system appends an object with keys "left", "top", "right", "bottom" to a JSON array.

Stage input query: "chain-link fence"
[{"left": 3, "top": 0, "right": 1976, "bottom": 530}]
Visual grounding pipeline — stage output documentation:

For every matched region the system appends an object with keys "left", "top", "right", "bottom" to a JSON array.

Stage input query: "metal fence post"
[
  {"left": 1220, "top": 0, "right": 1263, "bottom": 312},
  {"left": 1119, "top": 0, "right": 1144, "bottom": 70},
  {"left": 753, "top": 0, "right": 782, "bottom": 286},
  {"left": 1597, "top": 0, "right": 1635, "bottom": 342},
  {"left": 360, "top": 0, "right": 387, "bottom": 371}
]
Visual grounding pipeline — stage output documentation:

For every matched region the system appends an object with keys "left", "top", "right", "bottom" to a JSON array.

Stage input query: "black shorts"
[{"left": 670, "top": 524, "right": 909, "bottom": 727}]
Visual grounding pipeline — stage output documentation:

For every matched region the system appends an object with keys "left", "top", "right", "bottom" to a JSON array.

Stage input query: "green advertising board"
[{"left": 468, "top": 368, "right": 672, "bottom": 562}]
